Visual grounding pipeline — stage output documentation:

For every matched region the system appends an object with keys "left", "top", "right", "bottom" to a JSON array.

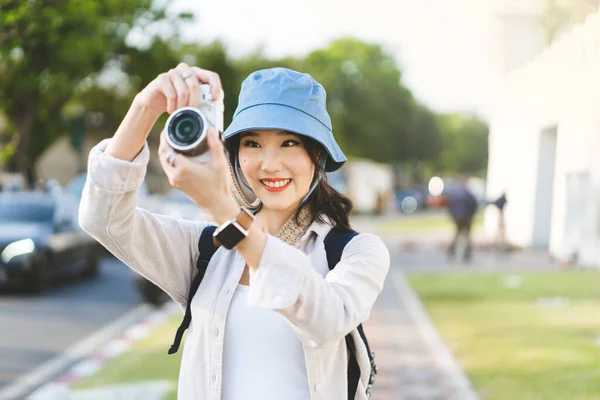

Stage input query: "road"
[{"left": 0, "top": 256, "right": 144, "bottom": 393}]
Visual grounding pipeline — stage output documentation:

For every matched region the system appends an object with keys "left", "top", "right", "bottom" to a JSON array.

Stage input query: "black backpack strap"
[
  {"left": 324, "top": 227, "right": 362, "bottom": 399},
  {"left": 324, "top": 227, "right": 359, "bottom": 272},
  {"left": 168, "top": 225, "right": 218, "bottom": 355}
]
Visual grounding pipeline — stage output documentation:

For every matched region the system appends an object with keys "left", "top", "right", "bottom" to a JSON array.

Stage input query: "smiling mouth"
[{"left": 260, "top": 179, "right": 292, "bottom": 191}]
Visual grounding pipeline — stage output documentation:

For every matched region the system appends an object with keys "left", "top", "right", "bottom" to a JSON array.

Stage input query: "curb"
[{"left": 25, "top": 301, "right": 181, "bottom": 400}]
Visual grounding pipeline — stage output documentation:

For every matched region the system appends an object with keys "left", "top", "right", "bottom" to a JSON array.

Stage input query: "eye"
[
  {"left": 242, "top": 140, "right": 260, "bottom": 148},
  {"left": 282, "top": 140, "right": 301, "bottom": 147}
]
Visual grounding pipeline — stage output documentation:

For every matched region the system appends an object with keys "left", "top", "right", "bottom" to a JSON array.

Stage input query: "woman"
[{"left": 79, "top": 64, "right": 390, "bottom": 400}]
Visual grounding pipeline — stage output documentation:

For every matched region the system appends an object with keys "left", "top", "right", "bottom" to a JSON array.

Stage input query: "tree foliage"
[
  {"left": 300, "top": 38, "right": 419, "bottom": 164},
  {"left": 0, "top": 0, "right": 191, "bottom": 182},
  {"left": 435, "top": 113, "right": 489, "bottom": 176},
  {"left": 0, "top": 7, "right": 488, "bottom": 181}
]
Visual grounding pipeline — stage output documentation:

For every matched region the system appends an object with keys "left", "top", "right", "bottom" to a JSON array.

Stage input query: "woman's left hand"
[{"left": 158, "top": 127, "right": 240, "bottom": 223}]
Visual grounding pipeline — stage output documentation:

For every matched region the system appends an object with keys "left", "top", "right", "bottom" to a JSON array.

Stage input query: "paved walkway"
[
  {"left": 364, "top": 267, "right": 479, "bottom": 400},
  {"left": 352, "top": 214, "right": 558, "bottom": 400}
]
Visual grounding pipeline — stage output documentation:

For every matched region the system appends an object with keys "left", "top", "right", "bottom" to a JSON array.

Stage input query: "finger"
[
  {"left": 158, "top": 130, "right": 179, "bottom": 174},
  {"left": 159, "top": 150, "right": 183, "bottom": 188},
  {"left": 158, "top": 147, "right": 175, "bottom": 177},
  {"left": 159, "top": 147, "right": 177, "bottom": 171},
  {"left": 207, "top": 126, "right": 227, "bottom": 167},
  {"left": 171, "top": 151, "right": 195, "bottom": 173},
  {"left": 191, "top": 67, "right": 222, "bottom": 100},
  {"left": 170, "top": 153, "right": 203, "bottom": 188},
  {"left": 158, "top": 130, "right": 172, "bottom": 157},
  {"left": 168, "top": 69, "right": 189, "bottom": 111},
  {"left": 176, "top": 63, "right": 200, "bottom": 108},
  {"left": 158, "top": 73, "right": 177, "bottom": 115}
]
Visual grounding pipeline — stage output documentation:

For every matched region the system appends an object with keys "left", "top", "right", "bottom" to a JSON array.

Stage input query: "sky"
[{"left": 169, "top": 0, "right": 514, "bottom": 121}]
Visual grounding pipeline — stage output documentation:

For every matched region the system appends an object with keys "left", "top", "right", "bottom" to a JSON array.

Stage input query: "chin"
[{"left": 260, "top": 200, "right": 297, "bottom": 211}]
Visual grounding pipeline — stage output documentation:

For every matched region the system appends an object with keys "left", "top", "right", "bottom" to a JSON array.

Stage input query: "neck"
[{"left": 255, "top": 207, "right": 296, "bottom": 236}]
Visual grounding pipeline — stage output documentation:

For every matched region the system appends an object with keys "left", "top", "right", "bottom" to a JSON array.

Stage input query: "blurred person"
[
  {"left": 446, "top": 176, "right": 478, "bottom": 262},
  {"left": 79, "top": 64, "right": 390, "bottom": 400},
  {"left": 489, "top": 192, "right": 507, "bottom": 249}
]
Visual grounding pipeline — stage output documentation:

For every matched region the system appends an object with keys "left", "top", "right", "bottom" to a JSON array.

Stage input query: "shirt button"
[
  {"left": 226, "top": 288, "right": 231, "bottom": 295},
  {"left": 211, "top": 373, "right": 217, "bottom": 384},
  {"left": 214, "top": 328, "right": 220, "bottom": 338},
  {"left": 314, "top": 384, "right": 322, "bottom": 392}
]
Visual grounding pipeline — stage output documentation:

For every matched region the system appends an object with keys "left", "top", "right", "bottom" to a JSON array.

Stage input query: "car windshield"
[{"left": 0, "top": 195, "right": 55, "bottom": 223}]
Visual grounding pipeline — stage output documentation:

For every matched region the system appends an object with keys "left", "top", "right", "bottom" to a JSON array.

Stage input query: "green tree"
[
  {"left": 541, "top": 0, "right": 600, "bottom": 44},
  {"left": 301, "top": 38, "right": 432, "bottom": 165},
  {"left": 179, "top": 41, "right": 238, "bottom": 126},
  {"left": 0, "top": 0, "right": 191, "bottom": 183},
  {"left": 74, "top": 36, "right": 185, "bottom": 151},
  {"left": 435, "top": 113, "right": 489, "bottom": 175},
  {"left": 408, "top": 104, "right": 442, "bottom": 163}
]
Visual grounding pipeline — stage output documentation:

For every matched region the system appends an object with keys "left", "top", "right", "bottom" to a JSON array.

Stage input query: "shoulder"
[
  {"left": 322, "top": 221, "right": 390, "bottom": 269},
  {"left": 327, "top": 231, "right": 391, "bottom": 283},
  {"left": 346, "top": 232, "right": 390, "bottom": 262}
]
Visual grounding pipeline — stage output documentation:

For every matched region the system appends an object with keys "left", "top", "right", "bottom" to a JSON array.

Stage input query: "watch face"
[{"left": 216, "top": 223, "right": 247, "bottom": 249}]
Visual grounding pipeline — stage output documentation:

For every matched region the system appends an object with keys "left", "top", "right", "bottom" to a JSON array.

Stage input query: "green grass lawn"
[
  {"left": 73, "top": 316, "right": 182, "bottom": 400},
  {"left": 377, "top": 211, "right": 484, "bottom": 233},
  {"left": 407, "top": 271, "right": 600, "bottom": 400}
]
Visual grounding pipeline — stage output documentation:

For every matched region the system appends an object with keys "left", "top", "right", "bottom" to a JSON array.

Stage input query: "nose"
[{"left": 260, "top": 148, "right": 283, "bottom": 173}]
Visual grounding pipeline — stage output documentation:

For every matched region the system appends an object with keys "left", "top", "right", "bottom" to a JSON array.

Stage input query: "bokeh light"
[{"left": 428, "top": 176, "right": 444, "bottom": 196}]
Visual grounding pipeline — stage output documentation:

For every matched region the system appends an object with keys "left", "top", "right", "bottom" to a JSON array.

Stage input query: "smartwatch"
[{"left": 213, "top": 208, "right": 255, "bottom": 249}]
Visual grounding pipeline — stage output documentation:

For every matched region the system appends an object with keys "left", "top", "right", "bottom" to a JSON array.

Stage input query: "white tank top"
[{"left": 222, "top": 284, "right": 311, "bottom": 400}]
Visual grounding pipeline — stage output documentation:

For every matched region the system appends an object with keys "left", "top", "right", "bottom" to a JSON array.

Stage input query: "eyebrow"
[{"left": 240, "top": 130, "right": 297, "bottom": 138}]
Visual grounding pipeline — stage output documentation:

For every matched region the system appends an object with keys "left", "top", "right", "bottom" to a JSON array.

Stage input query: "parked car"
[
  {"left": 0, "top": 192, "right": 100, "bottom": 293},
  {"left": 64, "top": 173, "right": 156, "bottom": 213},
  {"left": 133, "top": 272, "right": 170, "bottom": 307}
]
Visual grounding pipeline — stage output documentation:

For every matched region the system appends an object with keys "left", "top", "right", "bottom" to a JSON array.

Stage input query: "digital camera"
[{"left": 165, "top": 84, "right": 224, "bottom": 163}]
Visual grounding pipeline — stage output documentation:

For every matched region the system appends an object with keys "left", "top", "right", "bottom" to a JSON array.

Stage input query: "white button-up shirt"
[{"left": 79, "top": 140, "right": 390, "bottom": 400}]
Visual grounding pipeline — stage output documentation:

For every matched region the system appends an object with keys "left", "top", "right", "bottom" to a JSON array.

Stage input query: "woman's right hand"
[
  {"left": 106, "top": 64, "right": 222, "bottom": 162},
  {"left": 134, "top": 63, "right": 223, "bottom": 116}
]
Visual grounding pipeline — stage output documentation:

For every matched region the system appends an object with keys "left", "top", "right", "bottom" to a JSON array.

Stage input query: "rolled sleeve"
[
  {"left": 79, "top": 138, "right": 205, "bottom": 307},
  {"left": 247, "top": 232, "right": 390, "bottom": 347},
  {"left": 87, "top": 138, "right": 149, "bottom": 193},
  {"left": 247, "top": 234, "right": 310, "bottom": 309}
]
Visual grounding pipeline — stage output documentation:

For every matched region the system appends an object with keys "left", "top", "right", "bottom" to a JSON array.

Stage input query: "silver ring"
[
  {"left": 165, "top": 149, "right": 177, "bottom": 167},
  {"left": 181, "top": 72, "right": 193, "bottom": 80}
]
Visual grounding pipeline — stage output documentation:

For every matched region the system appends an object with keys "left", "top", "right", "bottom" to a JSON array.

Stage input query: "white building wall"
[{"left": 487, "top": 9, "right": 600, "bottom": 266}]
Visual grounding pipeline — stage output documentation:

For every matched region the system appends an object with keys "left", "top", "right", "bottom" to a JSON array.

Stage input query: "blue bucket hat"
[
  {"left": 224, "top": 68, "right": 347, "bottom": 172},
  {"left": 223, "top": 68, "right": 347, "bottom": 208}
]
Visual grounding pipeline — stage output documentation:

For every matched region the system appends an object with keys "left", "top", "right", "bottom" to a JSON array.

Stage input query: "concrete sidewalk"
[{"left": 364, "top": 267, "right": 479, "bottom": 400}]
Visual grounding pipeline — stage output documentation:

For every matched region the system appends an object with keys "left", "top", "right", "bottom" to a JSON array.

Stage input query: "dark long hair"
[{"left": 227, "top": 134, "right": 353, "bottom": 230}]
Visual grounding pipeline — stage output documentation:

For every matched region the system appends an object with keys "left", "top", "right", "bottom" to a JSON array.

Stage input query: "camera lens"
[{"left": 168, "top": 110, "right": 204, "bottom": 146}]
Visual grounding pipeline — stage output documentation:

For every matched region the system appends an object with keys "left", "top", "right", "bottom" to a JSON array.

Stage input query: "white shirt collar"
[{"left": 300, "top": 214, "right": 334, "bottom": 242}]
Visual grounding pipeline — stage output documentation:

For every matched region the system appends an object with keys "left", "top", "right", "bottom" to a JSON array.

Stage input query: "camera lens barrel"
[{"left": 165, "top": 107, "right": 210, "bottom": 158}]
